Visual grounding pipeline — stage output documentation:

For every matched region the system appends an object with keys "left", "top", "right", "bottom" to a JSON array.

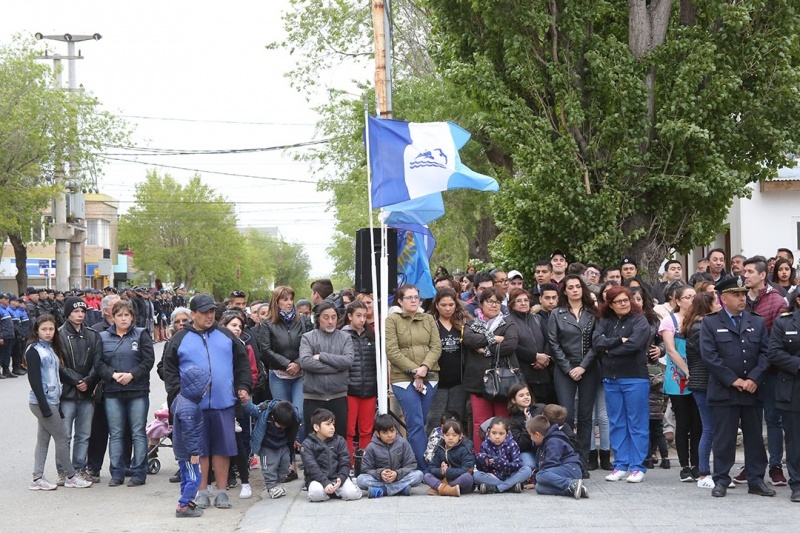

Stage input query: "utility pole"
[
  {"left": 35, "top": 33, "right": 102, "bottom": 291},
  {"left": 372, "top": 0, "right": 393, "bottom": 118}
]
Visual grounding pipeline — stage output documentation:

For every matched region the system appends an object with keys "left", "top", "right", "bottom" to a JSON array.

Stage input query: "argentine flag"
[{"left": 367, "top": 116, "right": 499, "bottom": 209}]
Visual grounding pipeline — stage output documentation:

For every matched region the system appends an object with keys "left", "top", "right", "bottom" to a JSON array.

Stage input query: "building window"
[{"left": 86, "top": 219, "right": 110, "bottom": 247}]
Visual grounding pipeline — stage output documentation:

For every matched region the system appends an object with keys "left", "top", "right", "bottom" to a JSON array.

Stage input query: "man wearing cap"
[
  {"left": 700, "top": 276, "right": 774, "bottom": 497},
  {"left": 550, "top": 250, "right": 568, "bottom": 287},
  {"left": 25, "top": 287, "right": 42, "bottom": 321},
  {"left": 58, "top": 296, "right": 103, "bottom": 482},
  {"left": 163, "top": 294, "right": 252, "bottom": 510},
  {"left": 8, "top": 296, "right": 30, "bottom": 375},
  {"left": 508, "top": 270, "right": 524, "bottom": 292},
  {"left": 0, "top": 294, "right": 16, "bottom": 379},
  {"left": 620, "top": 258, "right": 638, "bottom": 281}
]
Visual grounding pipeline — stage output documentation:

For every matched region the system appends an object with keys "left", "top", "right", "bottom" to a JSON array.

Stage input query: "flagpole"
[{"left": 364, "top": 99, "right": 387, "bottom": 415}]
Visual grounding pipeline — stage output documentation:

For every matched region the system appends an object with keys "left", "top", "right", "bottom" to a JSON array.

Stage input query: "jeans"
[
  {"left": 29, "top": 403, "right": 75, "bottom": 479},
  {"left": 58, "top": 399, "right": 95, "bottom": 473},
  {"left": 520, "top": 451, "right": 536, "bottom": 470},
  {"left": 347, "top": 396, "right": 377, "bottom": 464},
  {"left": 425, "top": 384, "right": 469, "bottom": 435},
  {"left": 553, "top": 364, "right": 600, "bottom": 465},
  {"left": 392, "top": 382, "right": 437, "bottom": 468},
  {"left": 105, "top": 395, "right": 149, "bottom": 482},
  {"left": 473, "top": 466, "right": 532, "bottom": 492},
  {"left": 534, "top": 463, "right": 582, "bottom": 495},
  {"left": 692, "top": 391, "right": 714, "bottom": 476},
  {"left": 178, "top": 460, "right": 201, "bottom": 508},
  {"left": 269, "top": 373, "right": 305, "bottom": 441},
  {"left": 469, "top": 394, "right": 509, "bottom": 455},
  {"left": 423, "top": 472, "right": 474, "bottom": 493},
  {"left": 356, "top": 470, "right": 423, "bottom": 495},
  {"left": 604, "top": 378, "right": 650, "bottom": 472},
  {"left": 590, "top": 384, "right": 610, "bottom": 451},
  {"left": 763, "top": 374, "right": 784, "bottom": 467}
]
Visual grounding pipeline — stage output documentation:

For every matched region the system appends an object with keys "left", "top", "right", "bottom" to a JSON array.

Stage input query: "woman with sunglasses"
[
  {"left": 385, "top": 284, "right": 442, "bottom": 468},
  {"left": 462, "top": 288, "right": 520, "bottom": 454},
  {"left": 594, "top": 286, "right": 651, "bottom": 484}
]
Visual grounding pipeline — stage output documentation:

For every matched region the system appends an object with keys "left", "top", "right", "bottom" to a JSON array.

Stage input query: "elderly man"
[
  {"left": 700, "top": 276, "right": 773, "bottom": 498},
  {"left": 164, "top": 294, "right": 252, "bottom": 510}
]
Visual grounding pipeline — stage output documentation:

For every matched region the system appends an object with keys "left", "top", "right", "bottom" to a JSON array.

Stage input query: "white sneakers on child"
[
  {"left": 29, "top": 478, "right": 57, "bottom": 491},
  {"left": 697, "top": 476, "right": 715, "bottom": 489},
  {"left": 626, "top": 470, "right": 645, "bottom": 483},
  {"left": 65, "top": 474, "right": 93, "bottom": 488},
  {"left": 269, "top": 485, "right": 287, "bottom": 499},
  {"left": 605, "top": 469, "right": 628, "bottom": 481},
  {"left": 239, "top": 483, "right": 252, "bottom": 499}
]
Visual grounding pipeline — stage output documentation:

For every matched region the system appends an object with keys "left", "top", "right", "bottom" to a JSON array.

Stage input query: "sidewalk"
[{"left": 239, "top": 462, "right": 797, "bottom": 533}]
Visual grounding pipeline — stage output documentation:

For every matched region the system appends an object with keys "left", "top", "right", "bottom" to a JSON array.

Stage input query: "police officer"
[
  {"left": 768, "top": 293, "right": 800, "bottom": 502},
  {"left": 700, "top": 275, "right": 775, "bottom": 497}
]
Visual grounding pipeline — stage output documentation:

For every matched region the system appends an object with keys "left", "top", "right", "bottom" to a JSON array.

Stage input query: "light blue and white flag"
[
  {"left": 381, "top": 192, "right": 445, "bottom": 226},
  {"left": 368, "top": 116, "right": 498, "bottom": 209},
  {"left": 395, "top": 224, "right": 436, "bottom": 299}
]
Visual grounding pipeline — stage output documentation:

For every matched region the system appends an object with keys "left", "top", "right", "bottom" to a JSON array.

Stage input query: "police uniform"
[
  {"left": 700, "top": 276, "right": 773, "bottom": 496},
  {"left": 767, "top": 308, "right": 800, "bottom": 501}
]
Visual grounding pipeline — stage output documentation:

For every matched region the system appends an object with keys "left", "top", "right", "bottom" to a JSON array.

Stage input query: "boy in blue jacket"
[
  {"left": 171, "top": 366, "right": 211, "bottom": 517},
  {"left": 242, "top": 399, "right": 300, "bottom": 500},
  {"left": 527, "top": 415, "right": 588, "bottom": 499}
]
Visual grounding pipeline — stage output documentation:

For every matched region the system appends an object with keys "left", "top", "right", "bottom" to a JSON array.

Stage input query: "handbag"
[{"left": 482, "top": 345, "right": 525, "bottom": 401}]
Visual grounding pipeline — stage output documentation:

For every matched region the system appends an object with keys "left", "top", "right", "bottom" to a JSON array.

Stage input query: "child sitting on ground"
[
  {"left": 474, "top": 417, "right": 532, "bottom": 494},
  {"left": 243, "top": 399, "right": 300, "bottom": 500},
  {"left": 424, "top": 419, "right": 475, "bottom": 497},
  {"left": 542, "top": 403, "right": 582, "bottom": 470},
  {"left": 424, "top": 411, "right": 462, "bottom": 465},
  {"left": 300, "top": 409, "right": 362, "bottom": 502},
  {"left": 527, "top": 415, "right": 587, "bottom": 499},
  {"left": 170, "top": 366, "right": 211, "bottom": 518},
  {"left": 357, "top": 413, "right": 424, "bottom": 498},
  {"left": 507, "top": 383, "right": 544, "bottom": 471}
]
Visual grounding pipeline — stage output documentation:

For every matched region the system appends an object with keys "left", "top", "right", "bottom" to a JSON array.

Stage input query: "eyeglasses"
[
  {"left": 174, "top": 318, "right": 189, "bottom": 325},
  {"left": 611, "top": 298, "right": 630, "bottom": 305},
  {"left": 495, "top": 279, "right": 509, "bottom": 285},
  {"left": 402, "top": 295, "right": 420, "bottom": 302},
  {"left": 679, "top": 295, "right": 695, "bottom": 300},
  {"left": 585, "top": 270, "right": 600, "bottom": 276},
  {"left": 514, "top": 298, "right": 530, "bottom": 304},
  {"left": 484, "top": 300, "right": 501, "bottom": 306}
]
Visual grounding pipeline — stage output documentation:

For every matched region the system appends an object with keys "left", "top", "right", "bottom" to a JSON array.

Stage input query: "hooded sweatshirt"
[{"left": 170, "top": 366, "right": 210, "bottom": 461}]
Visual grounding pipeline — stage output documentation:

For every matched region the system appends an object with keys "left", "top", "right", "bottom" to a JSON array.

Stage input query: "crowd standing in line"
[{"left": 11, "top": 246, "right": 800, "bottom": 515}]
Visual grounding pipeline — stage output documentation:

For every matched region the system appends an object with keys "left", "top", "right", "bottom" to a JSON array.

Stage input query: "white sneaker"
[
  {"left": 605, "top": 469, "right": 628, "bottom": 481},
  {"left": 626, "top": 470, "right": 645, "bottom": 483},
  {"left": 696, "top": 476, "right": 715, "bottom": 488},
  {"left": 239, "top": 483, "right": 252, "bottom": 499},
  {"left": 235, "top": 421, "right": 242, "bottom": 433},
  {"left": 29, "top": 478, "right": 57, "bottom": 491},
  {"left": 64, "top": 474, "right": 92, "bottom": 488}
]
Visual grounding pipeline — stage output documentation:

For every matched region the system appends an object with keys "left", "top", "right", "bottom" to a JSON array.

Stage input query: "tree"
[
  {"left": 426, "top": 0, "right": 800, "bottom": 280},
  {"left": 239, "top": 229, "right": 311, "bottom": 299},
  {"left": 118, "top": 171, "right": 243, "bottom": 298},
  {"left": 0, "top": 36, "right": 129, "bottom": 293}
]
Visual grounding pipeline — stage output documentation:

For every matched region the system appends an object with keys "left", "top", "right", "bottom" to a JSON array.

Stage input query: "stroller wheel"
[{"left": 148, "top": 458, "right": 161, "bottom": 475}]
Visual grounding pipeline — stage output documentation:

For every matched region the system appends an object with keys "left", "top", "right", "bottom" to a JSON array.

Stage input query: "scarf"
[{"left": 280, "top": 308, "right": 296, "bottom": 326}]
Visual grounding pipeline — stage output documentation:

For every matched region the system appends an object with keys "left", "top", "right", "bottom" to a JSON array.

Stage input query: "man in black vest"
[{"left": 700, "top": 275, "right": 774, "bottom": 497}]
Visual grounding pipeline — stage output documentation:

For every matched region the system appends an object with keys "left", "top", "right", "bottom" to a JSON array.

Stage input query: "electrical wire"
[
  {"left": 103, "top": 157, "right": 319, "bottom": 184},
  {"left": 118, "top": 114, "right": 316, "bottom": 126},
  {"left": 103, "top": 138, "right": 331, "bottom": 156}
]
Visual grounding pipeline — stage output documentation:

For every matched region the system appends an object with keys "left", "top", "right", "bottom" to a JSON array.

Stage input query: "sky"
[{"left": 0, "top": 1, "right": 351, "bottom": 277}]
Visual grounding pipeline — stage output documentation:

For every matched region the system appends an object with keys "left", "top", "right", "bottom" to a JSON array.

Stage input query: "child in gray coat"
[{"left": 356, "top": 414, "right": 423, "bottom": 498}]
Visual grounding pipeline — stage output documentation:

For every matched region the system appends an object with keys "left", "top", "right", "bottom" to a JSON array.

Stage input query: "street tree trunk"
[{"left": 8, "top": 233, "right": 29, "bottom": 295}]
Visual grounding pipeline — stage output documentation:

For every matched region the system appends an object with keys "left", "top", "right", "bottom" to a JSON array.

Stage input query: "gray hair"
[
  {"left": 101, "top": 294, "right": 120, "bottom": 312},
  {"left": 171, "top": 306, "right": 191, "bottom": 323}
]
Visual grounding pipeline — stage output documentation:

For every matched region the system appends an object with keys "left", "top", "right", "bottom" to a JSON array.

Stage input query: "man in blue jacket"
[
  {"left": 163, "top": 294, "right": 252, "bottom": 510},
  {"left": 700, "top": 276, "right": 773, "bottom": 498}
]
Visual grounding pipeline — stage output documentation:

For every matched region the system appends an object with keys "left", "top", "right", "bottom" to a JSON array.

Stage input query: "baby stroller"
[{"left": 145, "top": 402, "right": 173, "bottom": 475}]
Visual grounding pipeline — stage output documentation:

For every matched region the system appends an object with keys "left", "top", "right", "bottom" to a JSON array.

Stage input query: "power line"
[
  {"left": 113, "top": 200, "right": 326, "bottom": 205},
  {"left": 103, "top": 138, "right": 331, "bottom": 156},
  {"left": 103, "top": 157, "right": 319, "bottom": 184},
  {"left": 118, "top": 114, "right": 316, "bottom": 126}
]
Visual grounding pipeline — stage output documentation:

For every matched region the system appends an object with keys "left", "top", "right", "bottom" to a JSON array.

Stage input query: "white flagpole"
[
  {"left": 379, "top": 220, "right": 390, "bottom": 414},
  {"left": 364, "top": 102, "right": 388, "bottom": 415}
]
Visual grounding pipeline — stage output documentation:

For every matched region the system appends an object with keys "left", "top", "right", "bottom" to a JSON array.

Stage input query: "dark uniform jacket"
[
  {"left": 767, "top": 311, "right": 800, "bottom": 412},
  {"left": 700, "top": 310, "right": 769, "bottom": 406}
]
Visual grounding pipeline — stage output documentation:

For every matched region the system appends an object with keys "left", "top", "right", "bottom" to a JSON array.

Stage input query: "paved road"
[{"left": 2, "top": 342, "right": 798, "bottom": 532}]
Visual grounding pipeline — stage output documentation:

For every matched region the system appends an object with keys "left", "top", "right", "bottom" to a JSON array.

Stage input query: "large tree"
[
  {"left": 426, "top": 0, "right": 800, "bottom": 279},
  {"left": 239, "top": 228, "right": 311, "bottom": 299},
  {"left": 118, "top": 171, "right": 243, "bottom": 297},
  {"left": 0, "top": 37, "right": 129, "bottom": 292}
]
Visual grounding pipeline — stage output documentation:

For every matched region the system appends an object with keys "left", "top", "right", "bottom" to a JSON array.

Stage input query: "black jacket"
[
  {"left": 300, "top": 433, "right": 351, "bottom": 488},
  {"left": 593, "top": 313, "right": 650, "bottom": 380},
  {"left": 462, "top": 318, "right": 519, "bottom": 395},
  {"left": 547, "top": 307, "right": 597, "bottom": 376},
  {"left": 768, "top": 311, "right": 800, "bottom": 412},
  {"left": 345, "top": 326, "right": 377, "bottom": 398},
  {"left": 95, "top": 326, "right": 155, "bottom": 396},
  {"left": 58, "top": 321, "right": 102, "bottom": 401},
  {"left": 507, "top": 310, "right": 550, "bottom": 386},
  {"left": 508, "top": 404, "right": 544, "bottom": 453},
  {"left": 258, "top": 316, "right": 313, "bottom": 371},
  {"left": 686, "top": 320, "right": 710, "bottom": 393},
  {"left": 700, "top": 310, "right": 769, "bottom": 406}
]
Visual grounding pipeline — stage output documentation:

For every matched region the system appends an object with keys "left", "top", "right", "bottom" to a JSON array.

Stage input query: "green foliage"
[
  {"left": 425, "top": 0, "right": 800, "bottom": 280},
  {"left": 118, "top": 172, "right": 311, "bottom": 300}
]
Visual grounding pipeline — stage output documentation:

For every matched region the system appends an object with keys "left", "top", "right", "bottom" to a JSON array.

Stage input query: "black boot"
[
  {"left": 587, "top": 450, "right": 599, "bottom": 471},
  {"left": 599, "top": 450, "right": 613, "bottom": 471}
]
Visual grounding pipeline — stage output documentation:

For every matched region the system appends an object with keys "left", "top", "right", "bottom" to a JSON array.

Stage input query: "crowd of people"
[{"left": 9, "top": 244, "right": 800, "bottom": 516}]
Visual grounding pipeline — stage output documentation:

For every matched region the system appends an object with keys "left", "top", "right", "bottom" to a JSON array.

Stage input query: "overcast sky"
[{"left": 1, "top": 1, "right": 348, "bottom": 277}]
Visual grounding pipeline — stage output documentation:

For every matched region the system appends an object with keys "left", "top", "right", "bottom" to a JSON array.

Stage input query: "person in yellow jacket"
[{"left": 385, "top": 284, "right": 442, "bottom": 468}]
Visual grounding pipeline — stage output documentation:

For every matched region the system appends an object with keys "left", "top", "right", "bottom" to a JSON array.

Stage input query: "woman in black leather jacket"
[{"left": 547, "top": 275, "right": 598, "bottom": 474}]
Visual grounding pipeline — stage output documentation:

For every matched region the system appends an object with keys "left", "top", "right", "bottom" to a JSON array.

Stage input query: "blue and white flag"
[
  {"left": 368, "top": 116, "right": 498, "bottom": 209},
  {"left": 396, "top": 225, "right": 436, "bottom": 299},
  {"left": 381, "top": 192, "right": 445, "bottom": 226}
]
